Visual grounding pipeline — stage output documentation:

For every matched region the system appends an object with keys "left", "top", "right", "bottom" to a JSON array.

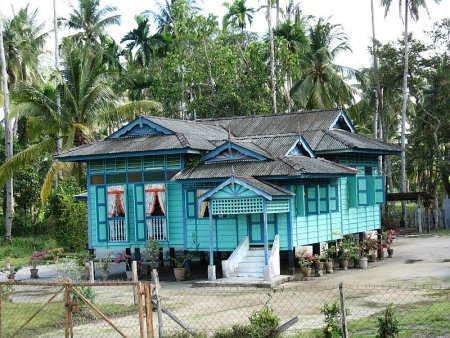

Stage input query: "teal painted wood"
[
  {"left": 213, "top": 185, "right": 259, "bottom": 199},
  {"left": 134, "top": 184, "right": 146, "bottom": 241},
  {"left": 167, "top": 182, "right": 184, "bottom": 247},
  {"left": 96, "top": 186, "right": 107, "bottom": 243},
  {"left": 89, "top": 185, "right": 98, "bottom": 246},
  {"left": 127, "top": 184, "right": 136, "bottom": 243}
]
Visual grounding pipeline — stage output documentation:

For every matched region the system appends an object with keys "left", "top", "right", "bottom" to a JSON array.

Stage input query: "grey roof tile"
[{"left": 236, "top": 177, "right": 295, "bottom": 196}]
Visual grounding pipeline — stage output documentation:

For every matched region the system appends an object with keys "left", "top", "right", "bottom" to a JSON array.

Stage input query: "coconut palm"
[
  {"left": 223, "top": 0, "right": 256, "bottom": 32},
  {"left": 290, "top": 18, "right": 355, "bottom": 109},
  {"left": 380, "top": 0, "right": 442, "bottom": 224},
  {"left": 2, "top": 5, "right": 47, "bottom": 88},
  {"left": 62, "top": 0, "right": 121, "bottom": 44}
]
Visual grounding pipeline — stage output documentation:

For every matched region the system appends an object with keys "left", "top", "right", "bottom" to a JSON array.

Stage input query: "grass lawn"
[
  {"left": 0, "top": 237, "right": 60, "bottom": 268},
  {"left": 1, "top": 301, "right": 138, "bottom": 337},
  {"left": 291, "top": 299, "right": 450, "bottom": 338}
]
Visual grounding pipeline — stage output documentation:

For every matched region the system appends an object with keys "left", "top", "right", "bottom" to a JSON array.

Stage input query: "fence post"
[
  {"left": 64, "top": 284, "right": 72, "bottom": 338},
  {"left": 136, "top": 282, "right": 145, "bottom": 338},
  {"left": 89, "top": 261, "right": 95, "bottom": 283},
  {"left": 151, "top": 269, "right": 163, "bottom": 338},
  {"left": 144, "top": 283, "right": 154, "bottom": 338},
  {"left": 339, "top": 282, "right": 349, "bottom": 338},
  {"left": 132, "top": 261, "right": 139, "bottom": 305}
]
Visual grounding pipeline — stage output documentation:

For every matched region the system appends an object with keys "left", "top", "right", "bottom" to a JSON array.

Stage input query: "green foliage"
[
  {"left": 145, "top": 239, "right": 161, "bottom": 270},
  {"left": 47, "top": 178, "right": 87, "bottom": 251},
  {"left": 0, "top": 236, "right": 57, "bottom": 261},
  {"left": 321, "top": 301, "right": 350, "bottom": 338},
  {"left": 214, "top": 307, "right": 280, "bottom": 338},
  {"left": 377, "top": 303, "right": 399, "bottom": 338},
  {"left": 1, "top": 284, "right": 15, "bottom": 300}
]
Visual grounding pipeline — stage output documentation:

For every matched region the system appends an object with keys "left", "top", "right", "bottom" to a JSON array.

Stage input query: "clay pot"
[
  {"left": 368, "top": 253, "right": 377, "bottom": 262},
  {"left": 324, "top": 261, "right": 334, "bottom": 274},
  {"left": 314, "top": 261, "right": 324, "bottom": 277},
  {"left": 30, "top": 268, "right": 39, "bottom": 279},
  {"left": 301, "top": 267, "right": 312, "bottom": 281},
  {"left": 387, "top": 248, "right": 394, "bottom": 258},
  {"left": 173, "top": 268, "right": 186, "bottom": 281},
  {"left": 339, "top": 259, "right": 349, "bottom": 270}
]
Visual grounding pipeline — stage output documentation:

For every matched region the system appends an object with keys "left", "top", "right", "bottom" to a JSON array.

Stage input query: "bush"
[
  {"left": 377, "top": 303, "right": 399, "bottom": 338},
  {"left": 321, "top": 301, "right": 350, "bottom": 338},
  {"left": 47, "top": 178, "right": 87, "bottom": 251},
  {"left": 214, "top": 307, "right": 280, "bottom": 338}
]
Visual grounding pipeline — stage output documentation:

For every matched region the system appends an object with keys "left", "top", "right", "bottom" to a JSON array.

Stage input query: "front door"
[{"left": 247, "top": 213, "right": 277, "bottom": 244}]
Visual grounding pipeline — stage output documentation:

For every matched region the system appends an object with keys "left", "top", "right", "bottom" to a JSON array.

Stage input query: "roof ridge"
[
  {"left": 316, "top": 157, "right": 359, "bottom": 173},
  {"left": 198, "top": 108, "right": 341, "bottom": 122},
  {"left": 278, "top": 156, "right": 306, "bottom": 173}
]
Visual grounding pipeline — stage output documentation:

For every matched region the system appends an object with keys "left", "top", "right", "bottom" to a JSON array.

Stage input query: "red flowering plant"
[
  {"left": 114, "top": 253, "right": 132, "bottom": 270},
  {"left": 297, "top": 249, "right": 314, "bottom": 269},
  {"left": 29, "top": 251, "right": 48, "bottom": 269},
  {"left": 360, "top": 238, "right": 377, "bottom": 254}
]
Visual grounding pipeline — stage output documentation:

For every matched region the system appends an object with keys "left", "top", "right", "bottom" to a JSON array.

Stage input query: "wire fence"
[{"left": 1, "top": 280, "right": 449, "bottom": 337}]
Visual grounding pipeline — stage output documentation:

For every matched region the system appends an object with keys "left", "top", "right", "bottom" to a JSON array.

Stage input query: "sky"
[{"left": 1, "top": 0, "right": 449, "bottom": 69}]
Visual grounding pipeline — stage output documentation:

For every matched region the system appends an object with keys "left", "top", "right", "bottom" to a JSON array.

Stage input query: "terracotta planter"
[
  {"left": 324, "top": 261, "right": 334, "bottom": 274},
  {"left": 377, "top": 250, "right": 385, "bottom": 260},
  {"left": 173, "top": 267, "right": 186, "bottom": 281},
  {"left": 359, "top": 256, "right": 368, "bottom": 269},
  {"left": 368, "top": 253, "right": 377, "bottom": 262},
  {"left": 339, "top": 259, "right": 349, "bottom": 270},
  {"left": 30, "top": 268, "right": 39, "bottom": 279},
  {"left": 314, "top": 261, "right": 324, "bottom": 277},
  {"left": 301, "top": 267, "right": 312, "bottom": 281},
  {"left": 387, "top": 248, "right": 394, "bottom": 258}
]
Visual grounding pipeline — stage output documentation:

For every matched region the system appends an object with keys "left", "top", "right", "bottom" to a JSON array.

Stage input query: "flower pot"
[
  {"left": 377, "top": 250, "right": 385, "bottom": 260},
  {"left": 352, "top": 258, "right": 359, "bottom": 269},
  {"left": 359, "top": 256, "right": 368, "bottom": 269},
  {"left": 324, "top": 261, "right": 334, "bottom": 274},
  {"left": 173, "top": 267, "right": 186, "bottom": 281},
  {"left": 314, "top": 261, "right": 324, "bottom": 277},
  {"left": 339, "top": 259, "right": 349, "bottom": 270},
  {"left": 30, "top": 268, "right": 39, "bottom": 279},
  {"left": 387, "top": 248, "right": 394, "bottom": 258},
  {"left": 126, "top": 270, "right": 133, "bottom": 281},
  {"left": 368, "top": 253, "right": 377, "bottom": 262},
  {"left": 301, "top": 267, "right": 312, "bottom": 281}
]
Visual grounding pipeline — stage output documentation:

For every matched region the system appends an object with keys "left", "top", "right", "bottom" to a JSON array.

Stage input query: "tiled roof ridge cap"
[
  {"left": 316, "top": 157, "right": 359, "bottom": 173},
  {"left": 197, "top": 108, "right": 341, "bottom": 122},
  {"left": 233, "top": 133, "right": 299, "bottom": 140},
  {"left": 278, "top": 156, "right": 306, "bottom": 173}
]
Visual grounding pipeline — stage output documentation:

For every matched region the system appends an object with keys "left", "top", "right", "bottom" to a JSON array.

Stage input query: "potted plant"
[
  {"left": 145, "top": 238, "right": 161, "bottom": 274},
  {"left": 7, "top": 266, "right": 21, "bottom": 280},
  {"left": 100, "top": 251, "right": 113, "bottom": 280},
  {"left": 172, "top": 233, "right": 200, "bottom": 281},
  {"left": 115, "top": 253, "right": 133, "bottom": 280},
  {"left": 323, "top": 245, "right": 337, "bottom": 274},
  {"left": 297, "top": 252, "right": 314, "bottom": 281},
  {"left": 361, "top": 239, "right": 377, "bottom": 262},
  {"left": 313, "top": 254, "right": 324, "bottom": 277},
  {"left": 29, "top": 251, "right": 48, "bottom": 279},
  {"left": 383, "top": 230, "right": 397, "bottom": 258}
]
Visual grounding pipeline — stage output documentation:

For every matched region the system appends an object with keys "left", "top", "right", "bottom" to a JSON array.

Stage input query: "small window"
[
  {"left": 144, "top": 172, "right": 165, "bottom": 182},
  {"left": 143, "top": 156, "right": 164, "bottom": 170},
  {"left": 374, "top": 176, "right": 385, "bottom": 204},
  {"left": 329, "top": 184, "right": 339, "bottom": 212},
  {"left": 127, "top": 158, "right": 142, "bottom": 171},
  {"left": 357, "top": 177, "right": 369, "bottom": 206},
  {"left": 106, "top": 173, "right": 126, "bottom": 184},
  {"left": 305, "top": 186, "right": 318, "bottom": 215},
  {"left": 319, "top": 185, "right": 329, "bottom": 214},
  {"left": 186, "top": 190, "right": 196, "bottom": 218},
  {"left": 197, "top": 189, "right": 210, "bottom": 218},
  {"left": 90, "top": 160, "right": 104, "bottom": 173},
  {"left": 90, "top": 175, "right": 105, "bottom": 185},
  {"left": 166, "top": 154, "right": 181, "bottom": 169},
  {"left": 128, "top": 173, "right": 142, "bottom": 182}
]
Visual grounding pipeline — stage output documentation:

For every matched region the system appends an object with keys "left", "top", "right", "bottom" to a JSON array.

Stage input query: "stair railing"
[
  {"left": 221, "top": 236, "right": 249, "bottom": 278},
  {"left": 266, "top": 235, "right": 280, "bottom": 280}
]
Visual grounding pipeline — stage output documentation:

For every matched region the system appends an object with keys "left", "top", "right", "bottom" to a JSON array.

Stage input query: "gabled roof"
[{"left": 198, "top": 176, "right": 294, "bottom": 203}]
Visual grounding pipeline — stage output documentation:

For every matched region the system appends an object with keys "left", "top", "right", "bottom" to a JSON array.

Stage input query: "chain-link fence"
[{"left": 1, "top": 280, "right": 449, "bottom": 337}]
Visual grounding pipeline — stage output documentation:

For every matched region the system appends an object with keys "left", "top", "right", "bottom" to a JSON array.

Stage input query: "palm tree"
[
  {"left": 223, "top": 0, "right": 256, "bottom": 32},
  {"left": 121, "top": 15, "right": 164, "bottom": 67},
  {"left": 290, "top": 18, "right": 355, "bottom": 109},
  {"left": 2, "top": 5, "right": 47, "bottom": 88},
  {"left": 62, "top": 0, "right": 121, "bottom": 44},
  {"left": 380, "top": 0, "right": 442, "bottom": 225},
  {"left": 0, "top": 14, "right": 14, "bottom": 240}
]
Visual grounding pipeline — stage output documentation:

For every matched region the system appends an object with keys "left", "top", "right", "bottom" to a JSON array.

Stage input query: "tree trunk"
[
  {"left": 267, "top": 0, "right": 277, "bottom": 114},
  {"left": 400, "top": 3, "right": 409, "bottom": 226},
  {"left": 54, "top": 0, "right": 63, "bottom": 184},
  {"left": 0, "top": 18, "right": 14, "bottom": 240}
]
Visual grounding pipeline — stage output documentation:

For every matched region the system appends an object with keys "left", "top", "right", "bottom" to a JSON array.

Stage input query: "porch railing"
[
  {"left": 146, "top": 217, "right": 167, "bottom": 241},
  {"left": 108, "top": 218, "right": 127, "bottom": 242}
]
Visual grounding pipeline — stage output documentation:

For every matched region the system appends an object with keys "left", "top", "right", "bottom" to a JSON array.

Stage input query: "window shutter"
[
  {"left": 296, "top": 185, "right": 305, "bottom": 216},
  {"left": 96, "top": 186, "right": 107, "bottom": 242},
  {"left": 347, "top": 176, "right": 357, "bottom": 208}
]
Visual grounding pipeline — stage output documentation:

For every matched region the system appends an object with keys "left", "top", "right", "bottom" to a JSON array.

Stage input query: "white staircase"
[{"left": 231, "top": 248, "right": 266, "bottom": 278}]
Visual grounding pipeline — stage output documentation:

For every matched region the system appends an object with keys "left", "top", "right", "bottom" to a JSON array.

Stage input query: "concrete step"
[
  {"left": 240, "top": 256, "right": 266, "bottom": 263},
  {"left": 238, "top": 262, "right": 265, "bottom": 268},
  {"left": 236, "top": 266, "right": 264, "bottom": 274},
  {"left": 230, "top": 271, "right": 264, "bottom": 278},
  {"left": 245, "top": 250, "right": 266, "bottom": 257}
]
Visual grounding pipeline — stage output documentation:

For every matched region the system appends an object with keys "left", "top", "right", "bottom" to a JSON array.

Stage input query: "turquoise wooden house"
[{"left": 57, "top": 109, "right": 399, "bottom": 280}]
